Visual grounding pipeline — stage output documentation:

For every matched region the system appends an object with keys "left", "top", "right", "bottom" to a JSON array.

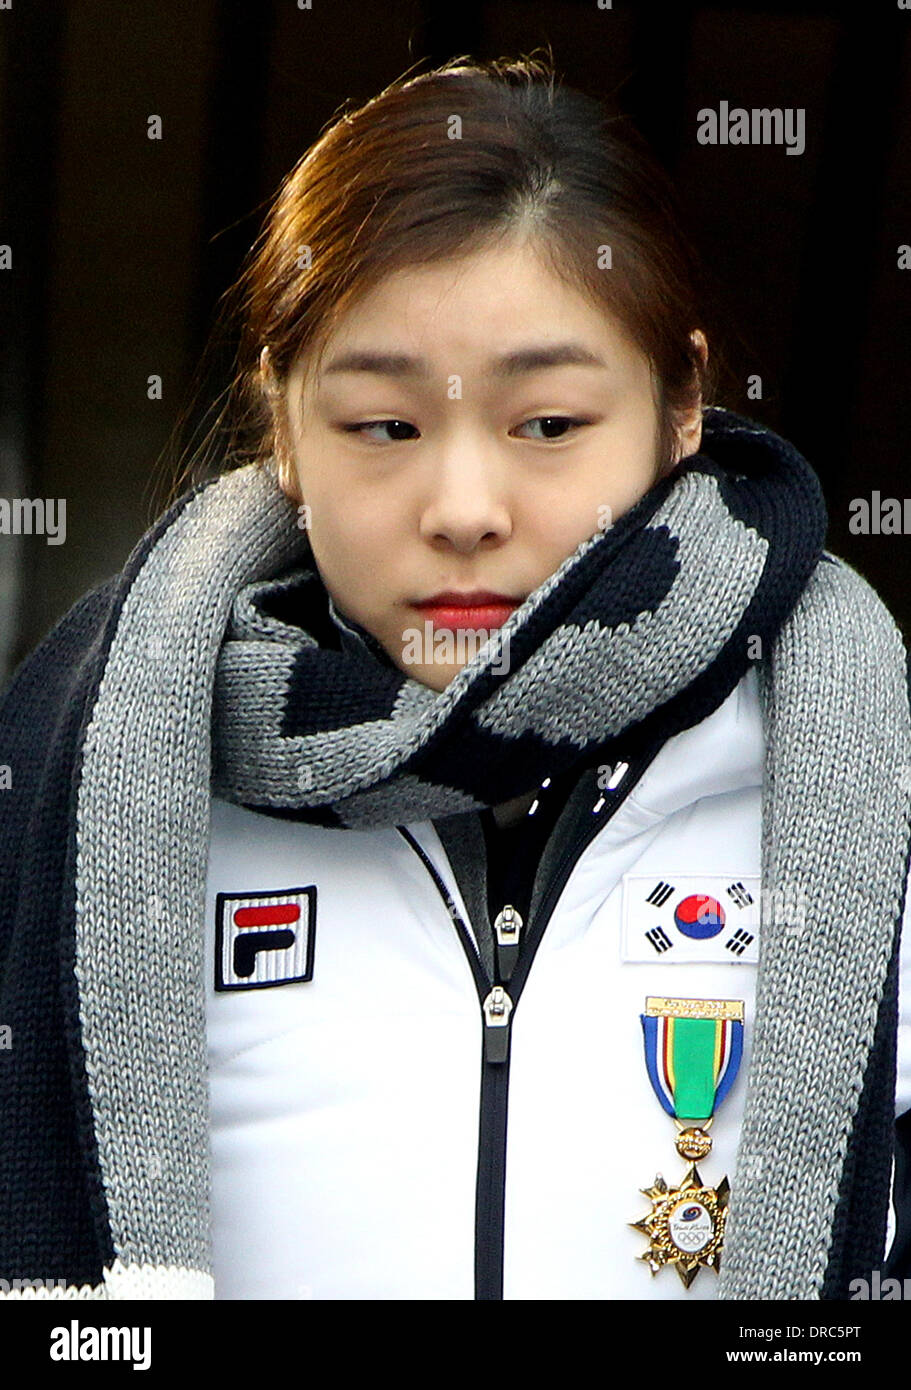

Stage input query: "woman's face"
[{"left": 276, "top": 238, "right": 703, "bottom": 692}]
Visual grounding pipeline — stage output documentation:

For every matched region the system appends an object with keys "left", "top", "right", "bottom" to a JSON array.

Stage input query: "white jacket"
[{"left": 204, "top": 665, "right": 911, "bottom": 1300}]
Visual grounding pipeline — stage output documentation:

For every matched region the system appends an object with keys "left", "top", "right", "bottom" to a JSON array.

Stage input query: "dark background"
[{"left": 1, "top": 0, "right": 909, "bottom": 685}]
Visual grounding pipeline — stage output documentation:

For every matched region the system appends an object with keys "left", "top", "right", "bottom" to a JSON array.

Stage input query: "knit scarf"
[
  {"left": 68, "top": 406, "right": 911, "bottom": 1300},
  {"left": 210, "top": 407, "right": 825, "bottom": 828}
]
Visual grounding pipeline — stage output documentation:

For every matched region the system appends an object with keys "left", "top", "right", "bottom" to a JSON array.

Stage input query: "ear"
[
  {"left": 670, "top": 329, "right": 708, "bottom": 464},
  {"left": 275, "top": 437, "right": 304, "bottom": 507},
  {"left": 259, "top": 346, "right": 304, "bottom": 505},
  {"left": 259, "top": 345, "right": 280, "bottom": 399}
]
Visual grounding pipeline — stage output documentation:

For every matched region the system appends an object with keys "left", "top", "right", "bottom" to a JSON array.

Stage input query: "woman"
[{"left": 1, "top": 54, "right": 910, "bottom": 1302}]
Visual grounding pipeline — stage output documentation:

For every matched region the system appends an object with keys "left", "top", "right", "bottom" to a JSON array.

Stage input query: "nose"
[{"left": 418, "top": 444, "right": 513, "bottom": 552}]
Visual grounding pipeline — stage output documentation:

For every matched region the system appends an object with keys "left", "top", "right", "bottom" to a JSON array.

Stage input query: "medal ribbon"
[{"left": 641, "top": 999, "right": 744, "bottom": 1122}]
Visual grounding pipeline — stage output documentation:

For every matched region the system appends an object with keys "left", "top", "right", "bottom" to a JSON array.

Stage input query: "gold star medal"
[{"left": 630, "top": 996, "right": 744, "bottom": 1288}]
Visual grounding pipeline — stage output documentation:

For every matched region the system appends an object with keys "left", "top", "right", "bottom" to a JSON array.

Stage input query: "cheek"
[
  {"left": 523, "top": 460, "right": 656, "bottom": 566},
  {"left": 305, "top": 491, "right": 397, "bottom": 608},
  {"left": 526, "top": 470, "right": 637, "bottom": 555},
  {"left": 608, "top": 465, "right": 660, "bottom": 521},
  {"left": 590, "top": 426, "right": 662, "bottom": 523}
]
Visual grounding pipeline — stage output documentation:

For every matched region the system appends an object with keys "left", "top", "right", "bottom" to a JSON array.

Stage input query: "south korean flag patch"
[
  {"left": 621, "top": 875, "right": 760, "bottom": 964},
  {"left": 215, "top": 886, "right": 316, "bottom": 991}
]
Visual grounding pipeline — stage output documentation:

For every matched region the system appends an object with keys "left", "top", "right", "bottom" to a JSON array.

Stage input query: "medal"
[{"left": 630, "top": 995, "right": 744, "bottom": 1288}]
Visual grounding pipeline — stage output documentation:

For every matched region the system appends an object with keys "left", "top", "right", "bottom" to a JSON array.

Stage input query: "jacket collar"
[{"left": 623, "top": 665, "right": 764, "bottom": 822}]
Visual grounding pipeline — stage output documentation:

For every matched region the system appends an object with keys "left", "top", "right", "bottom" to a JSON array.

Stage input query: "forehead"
[{"left": 291, "top": 242, "right": 647, "bottom": 398}]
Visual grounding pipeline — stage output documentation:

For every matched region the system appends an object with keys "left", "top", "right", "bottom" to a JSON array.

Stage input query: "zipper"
[
  {"left": 482, "top": 984, "right": 513, "bottom": 1061},
  {"left": 397, "top": 738, "right": 662, "bottom": 1299},
  {"left": 492, "top": 906, "right": 522, "bottom": 983}
]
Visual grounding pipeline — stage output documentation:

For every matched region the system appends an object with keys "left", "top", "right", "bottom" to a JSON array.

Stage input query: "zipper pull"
[
  {"left": 482, "top": 985, "right": 513, "bottom": 1063},
  {"left": 493, "top": 904, "right": 523, "bottom": 982}
]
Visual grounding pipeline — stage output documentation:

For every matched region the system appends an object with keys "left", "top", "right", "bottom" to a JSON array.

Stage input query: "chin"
[{"left": 411, "top": 662, "right": 461, "bottom": 693}]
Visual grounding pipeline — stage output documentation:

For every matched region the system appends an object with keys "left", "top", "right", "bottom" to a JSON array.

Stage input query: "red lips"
[
  {"left": 412, "top": 590, "right": 522, "bottom": 632},
  {"left": 414, "top": 590, "right": 521, "bottom": 607}
]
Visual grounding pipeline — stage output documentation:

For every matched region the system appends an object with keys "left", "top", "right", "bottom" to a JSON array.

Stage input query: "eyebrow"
[{"left": 320, "top": 342, "right": 608, "bottom": 380}]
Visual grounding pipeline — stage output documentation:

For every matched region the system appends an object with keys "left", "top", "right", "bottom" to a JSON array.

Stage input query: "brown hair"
[{"left": 158, "top": 50, "right": 722, "bottom": 512}]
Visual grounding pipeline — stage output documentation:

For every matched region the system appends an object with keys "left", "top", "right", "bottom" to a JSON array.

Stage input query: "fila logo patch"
[
  {"left": 215, "top": 887, "right": 316, "bottom": 991},
  {"left": 621, "top": 874, "right": 760, "bottom": 964}
]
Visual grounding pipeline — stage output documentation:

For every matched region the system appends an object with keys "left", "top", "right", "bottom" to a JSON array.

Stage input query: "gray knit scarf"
[
  {"left": 70, "top": 406, "right": 911, "bottom": 1298},
  {"left": 211, "top": 407, "right": 824, "bottom": 829}
]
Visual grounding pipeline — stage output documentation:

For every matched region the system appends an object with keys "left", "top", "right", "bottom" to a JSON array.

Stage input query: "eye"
[
  {"left": 512, "top": 416, "right": 590, "bottom": 441},
  {"left": 342, "top": 419, "right": 419, "bottom": 443},
  {"left": 339, "top": 415, "right": 592, "bottom": 444}
]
